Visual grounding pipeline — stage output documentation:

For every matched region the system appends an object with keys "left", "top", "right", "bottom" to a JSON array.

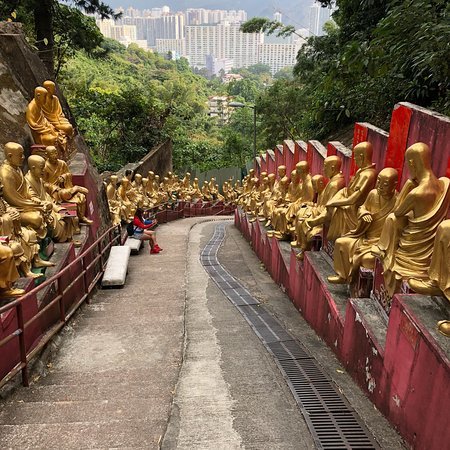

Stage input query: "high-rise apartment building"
[
  {"left": 185, "top": 23, "right": 261, "bottom": 68},
  {"left": 259, "top": 40, "right": 304, "bottom": 74},
  {"left": 185, "top": 9, "right": 247, "bottom": 25},
  {"left": 309, "top": 2, "right": 334, "bottom": 36},
  {"left": 156, "top": 39, "right": 186, "bottom": 59}
]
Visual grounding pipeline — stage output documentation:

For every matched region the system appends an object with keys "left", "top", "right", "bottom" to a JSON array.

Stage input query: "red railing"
[{"left": 0, "top": 225, "right": 121, "bottom": 389}]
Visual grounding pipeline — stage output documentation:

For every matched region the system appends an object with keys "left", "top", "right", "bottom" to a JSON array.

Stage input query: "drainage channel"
[{"left": 200, "top": 222, "right": 380, "bottom": 450}]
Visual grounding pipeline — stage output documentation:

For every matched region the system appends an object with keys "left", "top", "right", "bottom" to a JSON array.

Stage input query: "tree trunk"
[{"left": 34, "top": 0, "right": 54, "bottom": 76}]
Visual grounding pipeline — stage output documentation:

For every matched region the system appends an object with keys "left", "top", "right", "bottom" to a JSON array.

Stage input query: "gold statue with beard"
[{"left": 328, "top": 168, "right": 398, "bottom": 284}]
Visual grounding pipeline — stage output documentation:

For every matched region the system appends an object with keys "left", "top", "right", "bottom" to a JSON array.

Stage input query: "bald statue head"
[
  {"left": 46, "top": 145, "right": 58, "bottom": 162},
  {"left": 28, "top": 154, "right": 46, "bottom": 179},
  {"left": 290, "top": 169, "right": 300, "bottom": 184},
  {"left": 148, "top": 171, "right": 155, "bottom": 179},
  {"left": 312, "top": 174, "right": 327, "bottom": 194},
  {"left": 353, "top": 141, "right": 373, "bottom": 169},
  {"left": 268, "top": 173, "right": 276, "bottom": 186},
  {"left": 34, "top": 86, "right": 48, "bottom": 107},
  {"left": 277, "top": 165, "right": 286, "bottom": 178},
  {"left": 134, "top": 173, "right": 142, "bottom": 183},
  {"left": 110, "top": 174, "right": 118, "bottom": 185},
  {"left": 405, "top": 142, "right": 432, "bottom": 181},
  {"left": 260, "top": 171, "right": 268, "bottom": 179},
  {"left": 323, "top": 156, "right": 342, "bottom": 179},
  {"left": 4, "top": 142, "right": 25, "bottom": 168},
  {"left": 43, "top": 80, "right": 56, "bottom": 95},
  {"left": 376, "top": 168, "right": 398, "bottom": 199},
  {"left": 295, "top": 161, "right": 310, "bottom": 177}
]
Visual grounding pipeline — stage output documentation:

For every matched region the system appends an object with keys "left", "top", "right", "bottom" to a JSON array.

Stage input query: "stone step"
[
  {"left": 124, "top": 237, "right": 142, "bottom": 254},
  {"left": 101, "top": 246, "right": 131, "bottom": 287}
]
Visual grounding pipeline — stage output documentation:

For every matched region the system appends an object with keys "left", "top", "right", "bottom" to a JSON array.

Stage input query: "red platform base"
[{"left": 235, "top": 209, "right": 450, "bottom": 450}]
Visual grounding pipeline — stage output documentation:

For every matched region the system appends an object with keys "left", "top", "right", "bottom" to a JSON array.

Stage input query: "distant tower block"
[{"left": 274, "top": 11, "right": 282, "bottom": 22}]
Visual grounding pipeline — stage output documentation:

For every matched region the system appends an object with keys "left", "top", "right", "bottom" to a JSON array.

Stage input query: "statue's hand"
[
  {"left": 6, "top": 209, "right": 20, "bottom": 221},
  {"left": 361, "top": 213, "right": 373, "bottom": 223}
]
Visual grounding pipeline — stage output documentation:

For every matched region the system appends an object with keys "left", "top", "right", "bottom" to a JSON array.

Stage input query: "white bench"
[
  {"left": 101, "top": 246, "right": 131, "bottom": 287},
  {"left": 124, "top": 237, "right": 143, "bottom": 254}
]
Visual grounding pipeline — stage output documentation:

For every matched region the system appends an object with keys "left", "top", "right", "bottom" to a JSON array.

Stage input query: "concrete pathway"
[{"left": 0, "top": 218, "right": 404, "bottom": 449}]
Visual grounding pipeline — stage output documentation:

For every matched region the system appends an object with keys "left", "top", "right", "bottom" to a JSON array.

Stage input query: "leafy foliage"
[{"left": 241, "top": 0, "right": 450, "bottom": 148}]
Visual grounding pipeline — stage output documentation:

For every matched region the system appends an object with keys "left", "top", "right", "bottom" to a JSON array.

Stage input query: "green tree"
[{"left": 0, "top": 0, "right": 118, "bottom": 73}]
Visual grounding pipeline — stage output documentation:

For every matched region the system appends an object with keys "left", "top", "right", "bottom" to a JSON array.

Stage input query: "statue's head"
[
  {"left": 186, "top": 172, "right": 191, "bottom": 178},
  {"left": 278, "top": 165, "right": 286, "bottom": 177},
  {"left": 376, "top": 168, "right": 398, "bottom": 199},
  {"left": 134, "top": 173, "right": 142, "bottom": 183},
  {"left": 260, "top": 171, "right": 267, "bottom": 179},
  {"left": 28, "top": 155, "right": 46, "bottom": 178},
  {"left": 295, "top": 161, "right": 309, "bottom": 177},
  {"left": 142, "top": 177, "right": 148, "bottom": 186},
  {"left": 148, "top": 171, "right": 155, "bottom": 179},
  {"left": 46, "top": 145, "right": 58, "bottom": 162},
  {"left": 194, "top": 177, "right": 198, "bottom": 182},
  {"left": 167, "top": 171, "right": 173, "bottom": 178},
  {"left": 280, "top": 177, "right": 289, "bottom": 192},
  {"left": 4, "top": 142, "right": 24, "bottom": 167},
  {"left": 312, "top": 174, "right": 326, "bottom": 193},
  {"left": 268, "top": 173, "right": 276, "bottom": 185},
  {"left": 405, "top": 142, "right": 431, "bottom": 180},
  {"left": 353, "top": 141, "right": 373, "bottom": 168},
  {"left": 291, "top": 169, "right": 300, "bottom": 183},
  {"left": 120, "top": 177, "right": 129, "bottom": 187},
  {"left": 34, "top": 87, "right": 47, "bottom": 107},
  {"left": 155, "top": 175, "right": 160, "bottom": 182},
  {"left": 249, "top": 168, "right": 255, "bottom": 176},
  {"left": 43, "top": 80, "right": 56, "bottom": 96},
  {"left": 110, "top": 174, "right": 118, "bottom": 185},
  {"left": 323, "top": 156, "right": 342, "bottom": 179}
]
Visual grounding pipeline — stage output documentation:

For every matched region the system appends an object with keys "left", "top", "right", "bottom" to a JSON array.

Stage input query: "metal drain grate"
[{"left": 200, "top": 222, "right": 379, "bottom": 450}]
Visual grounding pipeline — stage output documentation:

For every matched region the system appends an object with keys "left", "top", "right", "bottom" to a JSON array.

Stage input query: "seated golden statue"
[
  {"left": 131, "top": 173, "right": 146, "bottom": 208},
  {"left": 288, "top": 161, "right": 315, "bottom": 231},
  {"left": 26, "top": 155, "right": 77, "bottom": 244},
  {"left": 291, "top": 156, "right": 346, "bottom": 259},
  {"left": 26, "top": 87, "right": 67, "bottom": 157},
  {"left": 0, "top": 142, "right": 48, "bottom": 239},
  {"left": 248, "top": 175, "right": 269, "bottom": 222},
  {"left": 201, "top": 181, "right": 213, "bottom": 201},
  {"left": 328, "top": 168, "right": 398, "bottom": 284},
  {"left": 372, "top": 143, "right": 450, "bottom": 297},
  {"left": 43, "top": 146, "right": 92, "bottom": 226},
  {"left": 42, "top": 80, "right": 74, "bottom": 139},
  {"left": 270, "top": 169, "right": 302, "bottom": 238},
  {"left": 106, "top": 175, "right": 124, "bottom": 225},
  {"left": 191, "top": 178, "right": 202, "bottom": 201},
  {"left": 117, "top": 177, "right": 135, "bottom": 220},
  {"left": 0, "top": 243, "right": 23, "bottom": 297},
  {"left": 326, "top": 142, "right": 377, "bottom": 241},
  {"left": 263, "top": 166, "right": 288, "bottom": 227},
  {"left": 408, "top": 220, "right": 450, "bottom": 337},
  {"left": 267, "top": 177, "right": 291, "bottom": 238},
  {"left": 0, "top": 176, "right": 52, "bottom": 279}
]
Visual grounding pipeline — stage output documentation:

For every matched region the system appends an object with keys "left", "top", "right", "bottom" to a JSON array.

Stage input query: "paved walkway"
[{"left": 0, "top": 218, "right": 405, "bottom": 449}]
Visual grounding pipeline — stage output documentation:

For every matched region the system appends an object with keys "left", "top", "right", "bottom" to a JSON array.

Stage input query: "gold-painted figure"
[
  {"left": 326, "top": 142, "right": 377, "bottom": 241},
  {"left": 328, "top": 168, "right": 398, "bottom": 284},
  {"left": 372, "top": 143, "right": 450, "bottom": 297}
]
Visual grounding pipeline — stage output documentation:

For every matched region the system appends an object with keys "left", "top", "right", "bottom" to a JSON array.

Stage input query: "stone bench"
[
  {"left": 124, "top": 236, "right": 143, "bottom": 254},
  {"left": 101, "top": 245, "right": 131, "bottom": 287}
]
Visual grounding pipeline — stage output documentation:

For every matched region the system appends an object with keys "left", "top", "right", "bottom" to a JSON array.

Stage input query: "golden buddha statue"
[
  {"left": 249, "top": 175, "right": 269, "bottom": 222},
  {"left": 263, "top": 166, "right": 288, "bottom": 227},
  {"left": 202, "top": 181, "right": 213, "bottom": 201},
  {"left": 26, "top": 155, "right": 77, "bottom": 244},
  {"left": 288, "top": 161, "right": 315, "bottom": 229},
  {"left": 267, "top": 177, "right": 291, "bottom": 238},
  {"left": 106, "top": 175, "right": 123, "bottom": 225},
  {"left": 43, "top": 146, "right": 92, "bottom": 226},
  {"left": 328, "top": 168, "right": 398, "bottom": 284},
  {"left": 291, "top": 156, "right": 346, "bottom": 259},
  {"left": 26, "top": 87, "right": 66, "bottom": 156},
  {"left": 372, "top": 143, "right": 450, "bottom": 297},
  {"left": 117, "top": 177, "right": 135, "bottom": 219},
  {"left": 0, "top": 176, "right": 51, "bottom": 279},
  {"left": 42, "top": 80, "right": 74, "bottom": 139},
  {"left": 191, "top": 178, "right": 202, "bottom": 201},
  {"left": 0, "top": 142, "right": 48, "bottom": 239},
  {"left": 270, "top": 169, "right": 302, "bottom": 239},
  {"left": 258, "top": 174, "right": 276, "bottom": 221},
  {"left": 0, "top": 243, "right": 23, "bottom": 297},
  {"left": 408, "top": 220, "right": 450, "bottom": 337},
  {"left": 131, "top": 173, "right": 146, "bottom": 208},
  {"left": 326, "top": 142, "right": 377, "bottom": 241},
  {"left": 179, "top": 173, "right": 192, "bottom": 201}
]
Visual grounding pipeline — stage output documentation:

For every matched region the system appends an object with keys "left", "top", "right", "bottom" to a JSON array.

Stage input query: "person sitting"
[{"left": 132, "top": 208, "right": 162, "bottom": 254}]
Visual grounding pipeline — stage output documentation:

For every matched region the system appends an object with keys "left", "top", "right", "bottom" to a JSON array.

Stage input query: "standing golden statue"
[
  {"left": 106, "top": 175, "right": 123, "bottom": 225},
  {"left": 326, "top": 142, "right": 377, "bottom": 241},
  {"left": 372, "top": 143, "right": 450, "bottom": 298},
  {"left": 328, "top": 168, "right": 398, "bottom": 284}
]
